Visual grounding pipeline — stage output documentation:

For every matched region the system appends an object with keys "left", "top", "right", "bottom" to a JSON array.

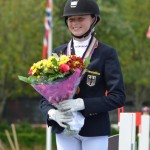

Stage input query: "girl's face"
[{"left": 67, "top": 15, "right": 94, "bottom": 38}]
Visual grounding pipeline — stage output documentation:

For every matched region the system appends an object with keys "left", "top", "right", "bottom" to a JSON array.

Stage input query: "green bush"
[
  {"left": 111, "top": 127, "right": 119, "bottom": 135},
  {"left": 0, "top": 121, "right": 56, "bottom": 149}
]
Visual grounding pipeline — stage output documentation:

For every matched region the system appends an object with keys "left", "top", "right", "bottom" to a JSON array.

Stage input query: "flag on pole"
[
  {"left": 146, "top": 26, "right": 150, "bottom": 38},
  {"left": 42, "top": 0, "right": 52, "bottom": 59},
  {"left": 43, "top": 2, "right": 53, "bottom": 150}
]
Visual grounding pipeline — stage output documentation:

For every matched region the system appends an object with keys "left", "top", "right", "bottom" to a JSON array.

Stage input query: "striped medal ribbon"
[{"left": 66, "top": 36, "right": 98, "bottom": 62}]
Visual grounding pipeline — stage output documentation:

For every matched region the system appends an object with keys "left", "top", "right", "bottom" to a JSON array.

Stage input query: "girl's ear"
[{"left": 92, "top": 17, "right": 97, "bottom": 26}]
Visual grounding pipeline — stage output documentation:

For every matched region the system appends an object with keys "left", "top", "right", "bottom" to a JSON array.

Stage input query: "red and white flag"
[
  {"left": 42, "top": 0, "right": 52, "bottom": 59},
  {"left": 146, "top": 26, "right": 150, "bottom": 38}
]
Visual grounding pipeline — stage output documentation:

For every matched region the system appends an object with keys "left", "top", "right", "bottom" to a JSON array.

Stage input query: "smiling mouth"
[{"left": 73, "top": 27, "right": 81, "bottom": 31}]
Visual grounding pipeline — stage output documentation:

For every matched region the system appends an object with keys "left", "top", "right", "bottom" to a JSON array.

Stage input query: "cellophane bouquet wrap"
[{"left": 18, "top": 54, "right": 89, "bottom": 135}]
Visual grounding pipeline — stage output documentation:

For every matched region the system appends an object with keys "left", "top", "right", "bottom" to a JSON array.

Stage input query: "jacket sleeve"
[
  {"left": 39, "top": 97, "right": 56, "bottom": 126},
  {"left": 83, "top": 47, "right": 126, "bottom": 116}
]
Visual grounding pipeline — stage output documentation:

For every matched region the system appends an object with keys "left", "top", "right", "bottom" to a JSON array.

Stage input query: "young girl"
[{"left": 40, "top": 0, "right": 126, "bottom": 149}]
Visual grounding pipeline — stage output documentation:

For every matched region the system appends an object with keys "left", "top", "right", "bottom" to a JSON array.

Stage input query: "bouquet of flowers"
[{"left": 18, "top": 53, "right": 89, "bottom": 135}]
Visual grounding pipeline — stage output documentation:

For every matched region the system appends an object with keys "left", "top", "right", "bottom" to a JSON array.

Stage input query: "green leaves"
[
  {"left": 18, "top": 76, "right": 39, "bottom": 84},
  {"left": 18, "top": 76, "right": 31, "bottom": 84},
  {"left": 18, "top": 72, "right": 67, "bottom": 85},
  {"left": 51, "top": 58, "right": 58, "bottom": 66},
  {"left": 48, "top": 73, "right": 66, "bottom": 82}
]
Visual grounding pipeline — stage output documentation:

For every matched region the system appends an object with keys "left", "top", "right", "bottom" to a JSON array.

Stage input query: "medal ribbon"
[{"left": 66, "top": 36, "right": 98, "bottom": 62}]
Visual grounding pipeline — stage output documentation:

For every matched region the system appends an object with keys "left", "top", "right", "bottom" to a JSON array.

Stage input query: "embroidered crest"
[
  {"left": 71, "top": 0, "right": 79, "bottom": 8},
  {"left": 87, "top": 75, "right": 96, "bottom": 87}
]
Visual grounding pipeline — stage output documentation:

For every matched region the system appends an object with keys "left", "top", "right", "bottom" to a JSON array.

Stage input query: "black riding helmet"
[{"left": 63, "top": 0, "right": 100, "bottom": 38}]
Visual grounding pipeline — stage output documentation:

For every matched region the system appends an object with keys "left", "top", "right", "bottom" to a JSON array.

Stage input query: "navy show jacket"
[{"left": 40, "top": 40, "right": 126, "bottom": 137}]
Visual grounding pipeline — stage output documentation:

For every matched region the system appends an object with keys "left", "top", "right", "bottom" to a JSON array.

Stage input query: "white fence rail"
[
  {"left": 138, "top": 114, "right": 150, "bottom": 150},
  {"left": 118, "top": 113, "right": 136, "bottom": 150}
]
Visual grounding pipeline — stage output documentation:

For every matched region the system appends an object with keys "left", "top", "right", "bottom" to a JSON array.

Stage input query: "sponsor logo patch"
[{"left": 71, "top": 0, "right": 79, "bottom": 8}]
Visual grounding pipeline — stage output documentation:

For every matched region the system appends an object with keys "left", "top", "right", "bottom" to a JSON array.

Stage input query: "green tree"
[
  {"left": 92, "top": 0, "right": 150, "bottom": 109},
  {"left": 0, "top": 0, "right": 46, "bottom": 119},
  {"left": 116, "top": 0, "right": 150, "bottom": 109},
  {"left": 0, "top": 0, "right": 150, "bottom": 120}
]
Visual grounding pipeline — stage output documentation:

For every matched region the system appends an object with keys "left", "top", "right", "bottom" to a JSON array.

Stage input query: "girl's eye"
[
  {"left": 68, "top": 17, "right": 85, "bottom": 23},
  {"left": 78, "top": 18, "right": 85, "bottom": 21},
  {"left": 68, "top": 19, "right": 74, "bottom": 22}
]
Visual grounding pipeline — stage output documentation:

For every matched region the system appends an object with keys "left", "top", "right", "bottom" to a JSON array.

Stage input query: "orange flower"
[{"left": 67, "top": 55, "right": 85, "bottom": 71}]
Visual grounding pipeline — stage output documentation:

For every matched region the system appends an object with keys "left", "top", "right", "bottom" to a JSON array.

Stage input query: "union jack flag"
[{"left": 42, "top": 0, "right": 52, "bottom": 59}]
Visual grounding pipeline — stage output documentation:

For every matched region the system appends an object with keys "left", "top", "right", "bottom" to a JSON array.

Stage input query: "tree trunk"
[{"left": 0, "top": 97, "right": 7, "bottom": 121}]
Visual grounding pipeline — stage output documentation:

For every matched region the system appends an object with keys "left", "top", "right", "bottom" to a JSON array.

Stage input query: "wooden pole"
[
  {"left": 0, "top": 145, "right": 5, "bottom": 150},
  {"left": 0, "top": 139, "right": 6, "bottom": 150},
  {"left": 11, "top": 124, "right": 19, "bottom": 150},
  {"left": 5, "top": 130, "right": 15, "bottom": 150}
]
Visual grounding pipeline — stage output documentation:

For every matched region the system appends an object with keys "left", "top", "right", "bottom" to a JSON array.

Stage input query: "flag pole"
[
  {"left": 48, "top": 0, "right": 52, "bottom": 57},
  {"left": 46, "top": 0, "right": 52, "bottom": 149},
  {"left": 46, "top": 125, "right": 52, "bottom": 150},
  {"left": 42, "top": 0, "right": 53, "bottom": 150}
]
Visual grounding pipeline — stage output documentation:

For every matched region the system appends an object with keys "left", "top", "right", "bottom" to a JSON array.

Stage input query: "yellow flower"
[
  {"left": 36, "top": 63, "right": 42, "bottom": 69},
  {"left": 42, "top": 59, "right": 48, "bottom": 65},
  {"left": 44, "top": 68, "right": 48, "bottom": 71},
  {"left": 74, "top": 61, "right": 80, "bottom": 65},
  {"left": 48, "top": 56, "right": 55, "bottom": 61},
  {"left": 37, "top": 76, "right": 40, "bottom": 78},
  {"left": 31, "top": 66, "right": 35, "bottom": 70},
  {"left": 38, "top": 66, "right": 42, "bottom": 69},
  {"left": 30, "top": 63, "right": 38, "bottom": 70},
  {"left": 46, "top": 60, "right": 53, "bottom": 68},
  {"left": 59, "top": 55, "right": 70, "bottom": 65},
  {"left": 32, "top": 68, "right": 37, "bottom": 75}
]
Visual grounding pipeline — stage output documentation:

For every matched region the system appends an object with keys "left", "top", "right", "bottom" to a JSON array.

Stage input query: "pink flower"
[
  {"left": 28, "top": 69, "right": 33, "bottom": 75},
  {"left": 59, "top": 64, "right": 70, "bottom": 73}
]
